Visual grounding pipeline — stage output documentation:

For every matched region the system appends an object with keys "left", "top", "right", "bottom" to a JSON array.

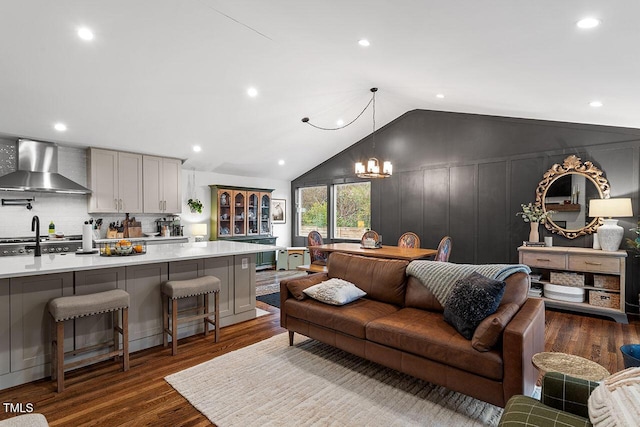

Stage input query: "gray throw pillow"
[{"left": 443, "top": 272, "right": 506, "bottom": 340}]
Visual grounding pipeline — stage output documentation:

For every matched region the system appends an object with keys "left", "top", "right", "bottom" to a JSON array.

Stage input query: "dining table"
[{"left": 311, "top": 242, "right": 436, "bottom": 261}]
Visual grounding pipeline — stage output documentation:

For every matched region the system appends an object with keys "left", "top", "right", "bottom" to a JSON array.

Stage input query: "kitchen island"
[{"left": 0, "top": 240, "right": 279, "bottom": 390}]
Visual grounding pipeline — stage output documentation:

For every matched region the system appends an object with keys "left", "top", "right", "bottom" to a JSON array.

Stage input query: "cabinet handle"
[
  {"left": 114, "top": 199, "right": 118, "bottom": 210},
  {"left": 119, "top": 199, "right": 123, "bottom": 211},
  {"left": 159, "top": 201, "right": 163, "bottom": 211},
  {"left": 536, "top": 258, "right": 551, "bottom": 262},
  {"left": 585, "top": 261, "right": 603, "bottom": 265},
  {"left": 163, "top": 200, "right": 167, "bottom": 211}
]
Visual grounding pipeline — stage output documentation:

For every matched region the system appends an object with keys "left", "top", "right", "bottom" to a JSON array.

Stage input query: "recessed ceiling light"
[
  {"left": 278, "top": 160, "right": 285, "bottom": 166},
  {"left": 54, "top": 123, "right": 67, "bottom": 131},
  {"left": 336, "top": 119, "right": 344, "bottom": 127},
  {"left": 358, "top": 39, "right": 370, "bottom": 47},
  {"left": 577, "top": 18, "right": 600, "bottom": 29},
  {"left": 436, "top": 93, "right": 445, "bottom": 99},
  {"left": 193, "top": 145, "right": 202, "bottom": 152},
  {"left": 77, "top": 27, "right": 94, "bottom": 41},
  {"left": 247, "top": 87, "right": 258, "bottom": 97},
  {"left": 589, "top": 100, "right": 603, "bottom": 107}
]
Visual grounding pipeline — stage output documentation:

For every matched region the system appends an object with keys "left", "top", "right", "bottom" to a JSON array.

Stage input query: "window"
[
  {"left": 333, "top": 182, "right": 370, "bottom": 239},
  {"left": 298, "top": 185, "right": 328, "bottom": 238}
]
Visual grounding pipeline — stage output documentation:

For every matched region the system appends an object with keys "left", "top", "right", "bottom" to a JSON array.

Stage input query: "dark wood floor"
[{"left": 1, "top": 304, "right": 639, "bottom": 426}]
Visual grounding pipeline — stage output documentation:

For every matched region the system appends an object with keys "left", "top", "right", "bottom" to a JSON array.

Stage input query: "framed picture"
[{"left": 271, "top": 199, "right": 286, "bottom": 224}]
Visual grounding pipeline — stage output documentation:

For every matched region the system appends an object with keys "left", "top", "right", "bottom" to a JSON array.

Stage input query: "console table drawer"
[
  {"left": 568, "top": 255, "right": 621, "bottom": 274},
  {"left": 521, "top": 252, "right": 566, "bottom": 269}
]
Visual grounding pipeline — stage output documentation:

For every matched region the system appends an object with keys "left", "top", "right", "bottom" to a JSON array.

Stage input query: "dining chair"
[
  {"left": 361, "top": 230, "right": 380, "bottom": 246},
  {"left": 434, "top": 236, "right": 453, "bottom": 262},
  {"left": 397, "top": 232, "right": 420, "bottom": 248},
  {"left": 307, "top": 231, "right": 328, "bottom": 265}
]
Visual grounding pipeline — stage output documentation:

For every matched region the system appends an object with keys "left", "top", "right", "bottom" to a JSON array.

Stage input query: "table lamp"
[
  {"left": 589, "top": 198, "right": 633, "bottom": 251},
  {"left": 191, "top": 223, "right": 208, "bottom": 242}
]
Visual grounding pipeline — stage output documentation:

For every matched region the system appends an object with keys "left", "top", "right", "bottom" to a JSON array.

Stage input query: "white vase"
[{"left": 529, "top": 222, "right": 540, "bottom": 242}]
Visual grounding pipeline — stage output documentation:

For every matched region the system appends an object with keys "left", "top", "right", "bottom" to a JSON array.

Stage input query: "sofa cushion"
[
  {"left": 366, "top": 308, "right": 504, "bottom": 380},
  {"left": 303, "top": 278, "right": 367, "bottom": 305},
  {"left": 327, "top": 252, "right": 408, "bottom": 306},
  {"left": 500, "top": 272, "right": 530, "bottom": 307},
  {"left": 284, "top": 273, "right": 329, "bottom": 300},
  {"left": 472, "top": 303, "right": 520, "bottom": 351},
  {"left": 404, "top": 276, "right": 444, "bottom": 312},
  {"left": 284, "top": 297, "right": 399, "bottom": 339},
  {"left": 443, "top": 272, "right": 506, "bottom": 340}
]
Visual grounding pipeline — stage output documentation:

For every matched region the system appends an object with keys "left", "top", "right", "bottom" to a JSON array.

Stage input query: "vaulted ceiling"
[{"left": 1, "top": 1, "right": 638, "bottom": 180}]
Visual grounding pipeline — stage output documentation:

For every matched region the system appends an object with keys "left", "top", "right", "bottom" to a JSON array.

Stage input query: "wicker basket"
[
  {"left": 593, "top": 275, "right": 620, "bottom": 290},
  {"left": 588, "top": 290, "right": 620, "bottom": 309},
  {"left": 550, "top": 272, "right": 585, "bottom": 287}
]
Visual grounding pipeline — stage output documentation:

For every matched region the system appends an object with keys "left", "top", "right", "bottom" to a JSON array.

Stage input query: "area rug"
[
  {"left": 165, "top": 333, "right": 502, "bottom": 426},
  {"left": 256, "top": 292, "right": 281, "bottom": 308}
]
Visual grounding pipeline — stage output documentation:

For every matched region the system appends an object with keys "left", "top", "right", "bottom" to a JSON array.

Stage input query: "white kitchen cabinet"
[
  {"left": 143, "top": 155, "right": 182, "bottom": 214},
  {"left": 87, "top": 148, "right": 143, "bottom": 213}
]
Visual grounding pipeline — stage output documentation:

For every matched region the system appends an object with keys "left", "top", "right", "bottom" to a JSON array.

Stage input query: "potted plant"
[
  {"left": 517, "top": 203, "right": 555, "bottom": 242},
  {"left": 187, "top": 198, "right": 203, "bottom": 214}
]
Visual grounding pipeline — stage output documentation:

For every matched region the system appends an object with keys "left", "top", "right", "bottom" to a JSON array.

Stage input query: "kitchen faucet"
[{"left": 31, "top": 215, "right": 41, "bottom": 257}]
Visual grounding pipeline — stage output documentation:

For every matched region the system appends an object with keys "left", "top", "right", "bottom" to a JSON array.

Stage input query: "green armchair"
[{"left": 499, "top": 372, "right": 600, "bottom": 427}]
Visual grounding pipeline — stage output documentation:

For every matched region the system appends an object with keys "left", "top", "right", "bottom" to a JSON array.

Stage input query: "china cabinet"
[{"left": 210, "top": 185, "right": 275, "bottom": 269}]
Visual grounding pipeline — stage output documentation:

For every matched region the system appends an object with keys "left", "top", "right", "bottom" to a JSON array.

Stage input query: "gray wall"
[{"left": 291, "top": 109, "right": 640, "bottom": 312}]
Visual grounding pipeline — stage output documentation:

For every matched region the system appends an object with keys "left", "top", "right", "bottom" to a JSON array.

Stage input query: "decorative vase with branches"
[{"left": 517, "top": 203, "right": 555, "bottom": 242}]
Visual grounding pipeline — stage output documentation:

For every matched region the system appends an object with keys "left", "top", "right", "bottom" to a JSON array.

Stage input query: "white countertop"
[{"left": 0, "top": 240, "right": 282, "bottom": 279}]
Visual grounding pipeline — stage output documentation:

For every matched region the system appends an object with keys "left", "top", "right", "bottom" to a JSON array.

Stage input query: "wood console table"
[{"left": 518, "top": 246, "right": 627, "bottom": 323}]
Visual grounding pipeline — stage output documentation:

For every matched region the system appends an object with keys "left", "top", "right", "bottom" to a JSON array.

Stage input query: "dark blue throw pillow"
[{"left": 443, "top": 272, "right": 506, "bottom": 340}]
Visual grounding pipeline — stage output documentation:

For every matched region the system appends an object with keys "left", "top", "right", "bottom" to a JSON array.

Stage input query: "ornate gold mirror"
[{"left": 534, "top": 155, "right": 610, "bottom": 239}]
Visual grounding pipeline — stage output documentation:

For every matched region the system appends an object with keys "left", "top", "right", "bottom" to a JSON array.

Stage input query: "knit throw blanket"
[
  {"left": 588, "top": 367, "right": 640, "bottom": 426},
  {"left": 406, "top": 261, "right": 531, "bottom": 307}
]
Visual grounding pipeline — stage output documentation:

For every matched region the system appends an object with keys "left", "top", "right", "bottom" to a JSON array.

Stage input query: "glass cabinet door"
[
  {"left": 233, "top": 191, "right": 246, "bottom": 236},
  {"left": 218, "top": 190, "right": 232, "bottom": 237},
  {"left": 247, "top": 192, "right": 259, "bottom": 235},
  {"left": 260, "top": 193, "right": 271, "bottom": 235}
]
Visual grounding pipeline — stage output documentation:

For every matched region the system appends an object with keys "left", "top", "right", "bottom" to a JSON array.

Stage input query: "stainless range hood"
[{"left": 0, "top": 139, "right": 91, "bottom": 194}]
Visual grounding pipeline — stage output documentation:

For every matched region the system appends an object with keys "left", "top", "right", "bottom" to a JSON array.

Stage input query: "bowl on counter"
[
  {"left": 115, "top": 244, "right": 133, "bottom": 255},
  {"left": 144, "top": 232, "right": 159, "bottom": 237}
]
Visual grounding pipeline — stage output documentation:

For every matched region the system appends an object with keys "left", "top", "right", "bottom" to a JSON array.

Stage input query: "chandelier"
[{"left": 301, "top": 87, "right": 392, "bottom": 179}]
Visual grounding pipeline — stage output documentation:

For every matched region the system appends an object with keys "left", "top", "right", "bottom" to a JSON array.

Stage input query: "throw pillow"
[
  {"left": 471, "top": 303, "right": 519, "bottom": 351},
  {"left": 303, "top": 278, "right": 366, "bottom": 306},
  {"left": 443, "top": 272, "right": 506, "bottom": 340}
]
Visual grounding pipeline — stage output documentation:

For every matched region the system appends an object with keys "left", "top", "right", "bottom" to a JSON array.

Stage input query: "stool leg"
[
  {"left": 50, "top": 315, "right": 57, "bottom": 382},
  {"left": 203, "top": 293, "right": 209, "bottom": 337},
  {"left": 214, "top": 291, "right": 220, "bottom": 343},
  {"left": 162, "top": 294, "right": 169, "bottom": 348},
  {"left": 55, "top": 321, "right": 64, "bottom": 392},
  {"left": 171, "top": 298, "right": 178, "bottom": 356},
  {"left": 122, "top": 307, "right": 129, "bottom": 371},
  {"left": 113, "top": 310, "right": 120, "bottom": 362}
]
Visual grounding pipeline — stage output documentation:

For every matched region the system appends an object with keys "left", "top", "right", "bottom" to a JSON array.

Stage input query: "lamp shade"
[
  {"left": 191, "top": 223, "right": 207, "bottom": 237},
  {"left": 589, "top": 198, "right": 633, "bottom": 218}
]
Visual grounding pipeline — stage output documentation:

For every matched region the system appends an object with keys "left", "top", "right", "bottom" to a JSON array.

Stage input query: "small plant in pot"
[{"left": 187, "top": 198, "right": 203, "bottom": 214}]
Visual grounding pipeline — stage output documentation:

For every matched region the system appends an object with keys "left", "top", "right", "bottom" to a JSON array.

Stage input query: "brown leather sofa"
[{"left": 280, "top": 252, "right": 545, "bottom": 408}]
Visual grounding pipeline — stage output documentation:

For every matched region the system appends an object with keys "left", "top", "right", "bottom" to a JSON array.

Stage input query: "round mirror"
[{"left": 534, "top": 155, "right": 610, "bottom": 239}]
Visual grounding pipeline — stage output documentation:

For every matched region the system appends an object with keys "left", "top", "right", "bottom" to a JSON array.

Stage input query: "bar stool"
[
  {"left": 161, "top": 275, "right": 221, "bottom": 355},
  {"left": 48, "top": 289, "right": 130, "bottom": 392}
]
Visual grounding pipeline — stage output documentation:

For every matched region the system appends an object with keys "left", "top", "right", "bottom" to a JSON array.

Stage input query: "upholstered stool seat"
[
  {"left": 48, "top": 289, "right": 130, "bottom": 392},
  {"left": 0, "top": 413, "right": 49, "bottom": 426},
  {"left": 162, "top": 276, "right": 221, "bottom": 355}
]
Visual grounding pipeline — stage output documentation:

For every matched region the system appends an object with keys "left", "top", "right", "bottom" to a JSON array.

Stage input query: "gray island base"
[{"left": 0, "top": 240, "right": 279, "bottom": 390}]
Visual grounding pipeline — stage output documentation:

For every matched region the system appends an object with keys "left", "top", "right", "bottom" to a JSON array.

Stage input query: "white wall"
[{"left": 0, "top": 141, "right": 291, "bottom": 246}]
